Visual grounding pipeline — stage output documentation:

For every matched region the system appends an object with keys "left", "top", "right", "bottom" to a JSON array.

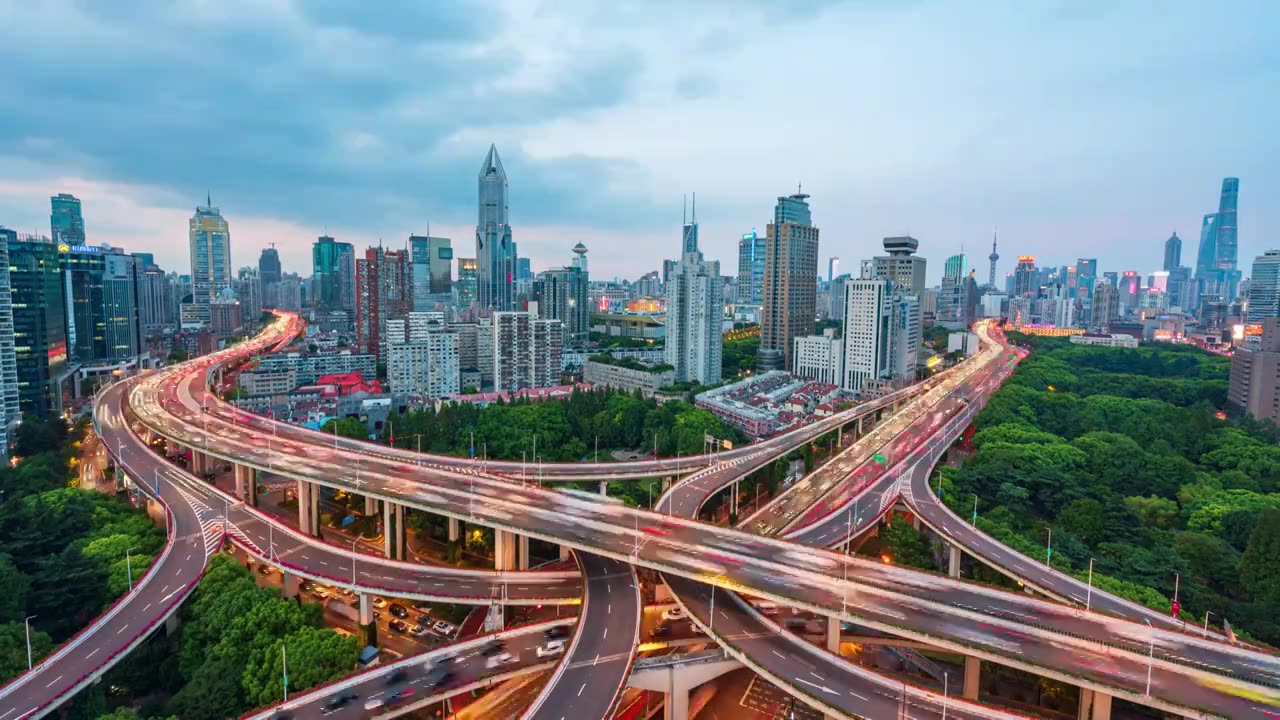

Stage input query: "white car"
[
  {"left": 408, "top": 624, "right": 429, "bottom": 637},
  {"left": 371, "top": 596, "right": 387, "bottom": 608},
  {"left": 485, "top": 651, "right": 518, "bottom": 669},
  {"left": 536, "top": 639, "right": 566, "bottom": 658},
  {"left": 431, "top": 620, "right": 455, "bottom": 637},
  {"left": 661, "top": 606, "right": 687, "bottom": 622}
]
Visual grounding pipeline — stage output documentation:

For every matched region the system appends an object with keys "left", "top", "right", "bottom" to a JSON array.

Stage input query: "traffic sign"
[{"left": 1171, "top": 599, "right": 1180, "bottom": 617}]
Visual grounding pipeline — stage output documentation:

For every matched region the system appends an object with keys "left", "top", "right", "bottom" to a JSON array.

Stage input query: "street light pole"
[
  {"left": 1086, "top": 557, "right": 1094, "bottom": 612},
  {"left": 1045, "top": 528, "right": 1052, "bottom": 565},
  {"left": 125, "top": 546, "right": 137, "bottom": 592},
  {"left": 1143, "top": 619, "right": 1155, "bottom": 696},
  {"left": 25, "top": 615, "right": 37, "bottom": 670},
  {"left": 1202, "top": 611, "right": 1214, "bottom": 639},
  {"left": 942, "top": 672, "right": 949, "bottom": 720},
  {"left": 351, "top": 539, "right": 359, "bottom": 588}
]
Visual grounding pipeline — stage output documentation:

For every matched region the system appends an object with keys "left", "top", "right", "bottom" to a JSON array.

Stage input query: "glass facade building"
[
  {"left": 8, "top": 237, "right": 67, "bottom": 417},
  {"left": 476, "top": 144, "right": 517, "bottom": 310},
  {"left": 50, "top": 193, "right": 85, "bottom": 246}
]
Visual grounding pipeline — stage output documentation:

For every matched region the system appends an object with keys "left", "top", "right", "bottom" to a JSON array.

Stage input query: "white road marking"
[{"left": 44, "top": 675, "right": 63, "bottom": 688}]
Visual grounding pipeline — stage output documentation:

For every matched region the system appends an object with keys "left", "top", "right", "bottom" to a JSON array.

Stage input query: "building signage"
[{"left": 58, "top": 243, "right": 100, "bottom": 254}]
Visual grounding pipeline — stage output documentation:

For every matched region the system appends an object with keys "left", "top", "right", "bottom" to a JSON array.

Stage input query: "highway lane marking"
[
  {"left": 602, "top": 627, "right": 608, "bottom": 639},
  {"left": 577, "top": 682, "right": 586, "bottom": 697},
  {"left": 142, "top": 603, "right": 152, "bottom": 612},
  {"left": 44, "top": 675, "right": 63, "bottom": 688},
  {"left": 116, "top": 624, "right": 129, "bottom": 635},
  {"left": 848, "top": 691, "right": 868, "bottom": 701},
  {"left": 772, "top": 650, "right": 787, "bottom": 659},
  {"left": 86, "top": 648, "right": 99, "bottom": 659},
  {"left": 0, "top": 707, "right": 14, "bottom": 720},
  {"left": 810, "top": 672, "right": 825, "bottom": 681}
]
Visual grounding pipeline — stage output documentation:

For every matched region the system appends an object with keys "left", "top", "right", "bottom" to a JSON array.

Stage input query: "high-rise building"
[
  {"left": 870, "top": 236, "right": 927, "bottom": 294},
  {"left": 828, "top": 257, "right": 840, "bottom": 283},
  {"left": 1013, "top": 256, "right": 1037, "bottom": 297},
  {"left": 312, "top": 235, "right": 355, "bottom": 313},
  {"left": 0, "top": 230, "right": 20, "bottom": 457},
  {"left": 410, "top": 235, "right": 453, "bottom": 310},
  {"left": 761, "top": 190, "right": 819, "bottom": 370},
  {"left": 187, "top": 197, "right": 232, "bottom": 325},
  {"left": 476, "top": 145, "right": 517, "bottom": 311},
  {"left": 456, "top": 257, "right": 479, "bottom": 310},
  {"left": 258, "top": 246, "right": 281, "bottom": 285},
  {"left": 539, "top": 246, "right": 590, "bottom": 348},
  {"left": 665, "top": 207, "right": 722, "bottom": 385},
  {"left": 1195, "top": 178, "right": 1242, "bottom": 300},
  {"left": 987, "top": 232, "right": 1000, "bottom": 287},
  {"left": 1229, "top": 318, "right": 1280, "bottom": 423},
  {"left": 60, "top": 245, "right": 143, "bottom": 363},
  {"left": 889, "top": 292, "right": 922, "bottom": 380},
  {"left": 275, "top": 274, "right": 303, "bottom": 313},
  {"left": 136, "top": 258, "right": 174, "bottom": 333},
  {"left": 736, "top": 229, "right": 766, "bottom": 307},
  {"left": 1246, "top": 250, "right": 1280, "bottom": 323},
  {"left": 235, "top": 267, "right": 263, "bottom": 322},
  {"left": 8, "top": 236, "right": 67, "bottom": 416},
  {"left": 794, "top": 328, "right": 843, "bottom": 385},
  {"left": 841, "top": 279, "right": 892, "bottom": 394},
  {"left": 492, "top": 312, "right": 562, "bottom": 392},
  {"left": 1163, "top": 232, "right": 1182, "bottom": 272},
  {"left": 938, "top": 253, "right": 967, "bottom": 321},
  {"left": 1118, "top": 271, "right": 1141, "bottom": 313},
  {"left": 1091, "top": 282, "right": 1119, "bottom": 332},
  {"left": 355, "top": 246, "right": 412, "bottom": 357},
  {"left": 385, "top": 313, "right": 460, "bottom": 398},
  {"left": 50, "top": 193, "right": 85, "bottom": 246}
]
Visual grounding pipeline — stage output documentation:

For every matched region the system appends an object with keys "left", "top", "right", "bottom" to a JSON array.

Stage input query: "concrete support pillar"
[
  {"left": 164, "top": 613, "right": 179, "bottom": 636},
  {"left": 826, "top": 616, "right": 841, "bottom": 653},
  {"left": 518, "top": 534, "right": 530, "bottom": 571},
  {"left": 495, "top": 529, "right": 517, "bottom": 571},
  {"left": 599, "top": 480, "right": 608, "bottom": 496},
  {"left": 296, "top": 479, "right": 313, "bottom": 536},
  {"left": 963, "top": 656, "right": 980, "bottom": 701},
  {"left": 1077, "top": 688, "right": 1094, "bottom": 720},
  {"left": 383, "top": 502, "right": 405, "bottom": 560},
  {"left": 911, "top": 513, "right": 921, "bottom": 531},
  {"left": 662, "top": 477, "right": 672, "bottom": 492},
  {"left": 364, "top": 495, "right": 378, "bottom": 516},
  {"left": 664, "top": 670, "right": 690, "bottom": 720},
  {"left": 837, "top": 426, "right": 843, "bottom": 446},
  {"left": 857, "top": 416, "right": 864, "bottom": 435},
  {"left": 448, "top": 517, "right": 461, "bottom": 543},
  {"left": 1090, "top": 692, "right": 1111, "bottom": 720},
  {"left": 559, "top": 544, "right": 571, "bottom": 561},
  {"left": 282, "top": 570, "right": 297, "bottom": 599},
  {"left": 358, "top": 593, "right": 377, "bottom": 647},
  {"left": 948, "top": 544, "right": 962, "bottom": 578},
  {"left": 234, "top": 464, "right": 252, "bottom": 502}
]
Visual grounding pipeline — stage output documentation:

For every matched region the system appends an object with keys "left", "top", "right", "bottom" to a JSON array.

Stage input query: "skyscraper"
[
  {"left": 456, "top": 257, "right": 479, "bottom": 309},
  {"left": 1163, "top": 232, "right": 1182, "bottom": 272},
  {"left": 1195, "top": 178, "right": 1242, "bottom": 300},
  {"left": 938, "top": 254, "right": 966, "bottom": 321},
  {"left": 62, "top": 245, "right": 143, "bottom": 363},
  {"left": 761, "top": 190, "right": 819, "bottom": 370},
  {"left": 665, "top": 206, "right": 722, "bottom": 384},
  {"left": 828, "top": 257, "right": 840, "bottom": 283},
  {"left": 137, "top": 259, "right": 174, "bottom": 333},
  {"left": 476, "top": 144, "right": 517, "bottom": 310},
  {"left": 0, "top": 230, "right": 19, "bottom": 457},
  {"left": 7, "top": 236, "right": 67, "bottom": 416},
  {"left": 1246, "top": 250, "right": 1280, "bottom": 323},
  {"left": 492, "top": 312, "right": 563, "bottom": 392},
  {"left": 188, "top": 197, "right": 232, "bottom": 325},
  {"left": 410, "top": 235, "right": 453, "bottom": 310},
  {"left": 987, "top": 232, "right": 1000, "bottom": 287},
  {"left": 736, "top": 229, "right": 766, "bottom": 306},
  {"left": 50, "top": 193, "right": 85, "bottom": 246},
  {"left": 312, "top": 235, "right": 355, "bottom": 316},
  {"left": 539, "top": 245, "right": 590, "bottom": 348},
  {"left": 870, "top": 236, "right": 927, "bottom": 294},
  {"left": 1014, "top": 256, "right": 1037, "bottom": 297},
  {"left": 841, "top": 279, "right": 892, "bottom": 394},
  {"left": 355, "top": 245, "right": 412, "bottom": 356},
  {"left": 258, "top": 246, "right": 282, "bottom": 284}
]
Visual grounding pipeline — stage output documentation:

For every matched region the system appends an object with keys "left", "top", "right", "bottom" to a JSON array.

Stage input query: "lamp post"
[
  {"left": 1142, "top": 619, "right": 1155, "bottom": 696},
  {"left": 1202, "top": 611, "right": 1214, "bottom": 639},
  {"left": 25, "top": 615, "right": 37, "bottom": 670},
  {"left": 125, "top": 546, "right": 137, "bottom": 592},
  {"left": 1085, "top": 557, "right": 1094, "bottom": 612},
  {"left": 351, "top": 539, "right": 359, "bottom": 588},
  {"left": 942, "top": 672, "right": 949, "bottom": 720}
]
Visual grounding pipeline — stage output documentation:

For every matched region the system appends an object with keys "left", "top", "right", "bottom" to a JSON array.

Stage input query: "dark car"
[
  {"left": 417, "top": 614, "right": 433, "bottom": 626},
  {"left": 389, "top": 619, "right": 409, "bottom": 634},
  {"left": 423, "top": 663, "right": 453, "bottom": 688},
  {"left": 652, "top": 623, "right": 672, "bottom": 637},
  {"left": 323, "top": 689, "right": 359, "bottom": 711},
  {"left": 544, "top": 625, "right": 571, "bottom": 641},
  {"left": 388, "top": 604, "right": 410, "bottom": 619},
  {"left": 386, "top": 668, "right": 408, "bottom": 686},
  {"left": 480, "top": 639, "right": 505, "bottom": 657}
]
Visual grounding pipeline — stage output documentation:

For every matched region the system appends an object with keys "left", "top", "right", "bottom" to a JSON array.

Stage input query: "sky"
[{"left": 0, "top": 0, "right": 1277, "bottom": 286}]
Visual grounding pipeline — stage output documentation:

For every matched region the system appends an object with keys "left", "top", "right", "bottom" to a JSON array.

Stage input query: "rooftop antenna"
[
  {"left": 206, "top": 191, "right": 211, "bottom": 208},
  {"left": 691, "top": 192, "right": 696, "bottom": 223},
  {"left": 682, "top": 194, "right": 687, "bottom": 225}
]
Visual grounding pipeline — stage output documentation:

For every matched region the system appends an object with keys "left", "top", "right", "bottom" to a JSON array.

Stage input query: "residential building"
[
  {"left": 1246, "top": 250, "right": 1280, "bottom": 323},
  {"left": 50, "top": 193, "right": 86, "bottom": 246},
  {"left": 538, "top": 245, "right": 591, "bottom": 347},
  {"left": 870, "top": 236, "right": 927, "bottom": 294},
  {"left": 385, "top": 314, "right": 460, "bottom": 398},
  {"left": 234, "top": 267, "right": 262, "bottom": 321},
  {"left": 256, "top": 350, "right": 377, "bottom": 385},
  {"left": 136, "top": 260, "right": 174, "bottom": 333},
  {"left": 664, "top": 206, "right": 722, "bottom": 384},
  {"left": 0, "top": 231, "right": 19, "bottom": 457},
  {"left": 276, "top": 274, "right": 303, "bottom": 313},
  {"left": 761, "top": 190, "right": 819, "bottom": 370},
  {"left": 492, "top": 312, "right": 563, "bottom": 392},
  {"left": 7, "top": 236, "right": 68, "bottom": 416},
  {"left": 210, "top": 293, "right": 243, "bottom": 336},
  {"left": 355, "top": 245, "right": 413, "bottom": 356},
  {"left": 241, "top": 368, "right": 299, "bottom": 396},
  {"left": 188, "top": 197, "right": 232, "bottom": 325},
  {"left": 736, "top": 229, "right": 766, "bottom": 307},
  {"left": 583, "top": 357, "right": 675, "bottom": 396},
  {"left": 1229, "top": 318, "right": 1280, "bottom": 423},
  {"left": 1069, "top": 333, "right": 1139, "bottom": 349},
  {"left": 1091, "top": 282, "right": 1119, "bottom": 332},
  {"left": 794, "top": 328, "right": 843, "bottom": 385},
  {"left": 476, "top": 145, "right": 517, "bottom": 310},
  {"left": 841, "top": 279, "right": 892, "bottom": 394}
]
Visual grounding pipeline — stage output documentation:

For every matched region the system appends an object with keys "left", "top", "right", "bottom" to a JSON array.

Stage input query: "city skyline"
[{"left": 0, "top": 3, "right": 1275, "bottom": 283}]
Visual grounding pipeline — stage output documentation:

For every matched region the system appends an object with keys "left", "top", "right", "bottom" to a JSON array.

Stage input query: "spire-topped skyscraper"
[
  {"left": 476, "top": 144, "right": 516, "bottom": 310},
  {"left": 666, "top": 195, "right": 722, "bottom": 384},
  {"left": 987, "top": 231, "right": 999, "bottom": 287}
]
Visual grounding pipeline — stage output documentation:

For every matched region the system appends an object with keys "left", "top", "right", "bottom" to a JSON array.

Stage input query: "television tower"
[{"left": 987, "top": 231, "right": 999, "bottom": 287}]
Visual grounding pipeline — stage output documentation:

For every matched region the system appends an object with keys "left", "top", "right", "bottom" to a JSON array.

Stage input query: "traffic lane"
[
  {"left": 136, "top": 394, "right": 1280, "bottom": 700},
  {"left": 227, "top": 502, "right": 584, "bottom": 604},
  {"left": 0, "top": 387, "right": 207, "bottom": 720},
  {"left": 526, "top": 554, "right": 639, "bottom": 720},
  {"left": 250, "top": 620, "right": 571, "bottom": 720}
]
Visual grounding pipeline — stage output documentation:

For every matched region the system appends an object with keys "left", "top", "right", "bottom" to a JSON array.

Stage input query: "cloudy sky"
[{"left": 0, "top": 0, "right": 1276, "bottom": 285}]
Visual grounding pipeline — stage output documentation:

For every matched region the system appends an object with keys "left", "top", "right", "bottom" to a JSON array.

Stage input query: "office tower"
[
  {"left": 137, "top": 259, "right": 174, "bottom": 333},
  {"left": 736, "top": 229, "right": 766, "bottom": 306},
  {"left": 355, "top": 246, "right": 412, "bottom": 356},
  {"left": 476, "top": 144, "right": 517, "bottom": 310},
  {"left": 1167, "top": 266, "right": 1192, "bottom": 310},
  {"left": 518, "top": 257, "right": 533, "bottom": 281},
  {"left": 761, "top": 189, "right": 819, "bottom": 370},
  {"left": 1102, "top": 271, "right": 1118, "bottom": 287},
  {"left": 258, "top": 246, "right": 281, "bottom": 285},
  {"left": 456, "top": 257, "right": 479, "bottom": 309},
  {"left": 187, "top": 196, "right": 231, "bottom": 325},
  {"left": 1076, "top": 258, "right": 1098, "bottom": 292},
  {"left": 824, "top": 275, "right": 851, "bottom": 323},
  {"left": 235, "top": 267, "right": 263, "bottom": 321},
  {"left": 987, "top": 232, "right": 999, "bottom": 287},
  {"left": 275, "top": 274, "right": 303, "bottom": 313},
  {"left": 890, "top": 292, "right": 922, "bottom": 380},
  {"left": 385, "top": 314, "right": 460, "bottom": 397},
  {"left": 1246, "top": 251, "right": 1280, "bottom": 322},
  {"left": 870, "top": 236, "right": 927, "bottom": 294},
  {"left": 1118, "top": 271, "right": 1140, "bottom": 313},
  {"left": 50, "top": 193, "right": 85, "bottom": 246},
  {"left": 1013, "top": 256, "right": 1037, "bottom": 297},
  {"left": 61, "top": 245, "right": 143, "bottom": 363},
  {"left": 794, "top": 329, "right": 843, "bottom": 385},
  {"left": 7, "top": 236, "right": 67, "bottom": 416},
  {"left": 828, "top": 257, "right": 840, "bottom": 283},
  {"left": 1229, "top": 318, "right": 1280, "bottom": 423},
  {"left": 841, "top": 279, "right": 892, "bottom": 394},
  {"left": 410, "top": 235, "right": 453, "bottom": 311},
  {"left": 539, "top": 245, "right": 590, "bottom": 348},
  {"left": 662, "top": 259, "right": 678, "bottom": 287},
  {"left": 312, "top": 234, "right": 355, "bottom": 316},
  {"left": 1091, "top": 282, "right": 1119, "bottom": 332},
  {"left": 938, "top": 254, "right": 966, "bottom": 321},
  {"left": 492, "top": 312, "right": 563, "bottom": 392},
  {"left": 664, "top": 206, "right": 722, "bottom": 385},
  {"left": 0, "top": 231, "right": 18, "bottom": 457},
  {"left": 1163, "top": 232, "right": 1182, "bottom": 272},
  {"left": 1195, "top": 178, "right": 1242, "bottom": 299}
]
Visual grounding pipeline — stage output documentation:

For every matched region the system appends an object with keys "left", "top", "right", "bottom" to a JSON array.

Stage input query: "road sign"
[
  {"left": 872, "top": 453, "right": 886, "bottom": 464},
  {"left": 1171, "top": 599, "right": 1180, "bottom": 617}
]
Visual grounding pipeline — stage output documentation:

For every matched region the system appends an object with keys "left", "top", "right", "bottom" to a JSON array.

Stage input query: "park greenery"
[
  {"left": 380, "top": 387, "right": 745, "bottom": 461},
  {"left": 0, "top": 418, "right": 164, "bottom": 686},
  {"left": 587, "top": 354, "right": 674, "bottom": 374},
  {"left": 929, "top": 334, "right": 1280, "bottom": 644},
  {"left": 722, "top": 335, "right": 761, "bottom": 378}
]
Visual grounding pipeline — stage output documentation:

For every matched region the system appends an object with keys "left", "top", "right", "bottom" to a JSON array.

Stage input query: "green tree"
[
  {"left": 0, "top": 554, "right": 31, "bottom": 623},
  {"left": 879, "top": 521, "right": 934, "bottom": 570},
  {"left": 0, "top": 621, "right": 52, "bottom": 684},
  {"left": 1241, "top": 509, "right": 1280, "bottom": 603},
  {"left": 320, "top": 417, "right": 368, "bottom": 440},
  {"left": 241, "top": 628, "right": 358, "bottom": 706}
]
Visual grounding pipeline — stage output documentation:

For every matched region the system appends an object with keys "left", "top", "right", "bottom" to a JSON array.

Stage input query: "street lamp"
[
  {"left": 24, "top": 615, "right": 37, "bottom": 670},
  {"left": 1202, "top": 611, "right": 1215, "bottom": 639},
  {"left": 941, "top": 671, "right": 949, "bottom": 720},
  {"left": 350, "top": 539, "right": 359, "bottom": 588},
  {"left": 1142, "top": 618, "right": 1155, "bottom": 696},
  {"left": 125, "top": 546, "right": 138, "bottom": 592},
  {"left": 1085, "top": 557, "right": 1094, "bottom": 612}
]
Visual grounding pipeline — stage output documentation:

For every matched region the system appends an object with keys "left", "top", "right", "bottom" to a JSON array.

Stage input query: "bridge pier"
[
  {"left": 364, "top": 495, "right": 378, "bottom": 516},
  {"left": 281, "top": 570, "right": 298, "bottom": 599},
  {"left": 494, "top": 529, "right": 518, "bottom": 571},
  {"left": 297, "top": 480, "right": 320, "bottom": 537},
  {"left": 662, "top": 477, "right": 672, "bottom": 492},
  {"left": 826, "top": 616, "right": 841, "bottom": 653},
  {"left": 518, "top": 534, "right": 530, "bottom": 571},
  {"left": 448, "top": 516, "right": 460, "bottom": 543},
  {"left": 233, "top": 464, "right": 251, "bottom": 503},
  {"left": 963, "top": 655, "right": 980, "bottom": 700},
  {"left": 1077, "top": 689, "right": 1111, "bottom": 720},
  {"left": 358, "top": 593, "right": 377, "bottom": 648},
  {"left": 559, "top": 544, "right": 571, "bottom": 561},
  {"left": 948, "top": 544, "right": 961, "bottom": 578},
  {"left": 164, "top": 613, "right": 179, "bottom": 636},
  {"left": 383, "top": 502, "right": 405, "bottom": 560},
  {"left": 599, "top": 480, "right": 608, "bottom": 496}
]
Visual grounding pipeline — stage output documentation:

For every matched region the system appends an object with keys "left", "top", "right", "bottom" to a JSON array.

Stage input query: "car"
[
  {"left": 641, "top": 525, "right": 670, "bottom": 537},
  {"left": 311, "top": 587, "right": 331, "bottom": 600},
  {"left": 323, "top": 689, "right": 359, "bottom": 712},
  {"left": 364, "top": 688, "right": 414, "bottom": 711},
  {"left": 431, "top": 620, "right": 455, "bottom": 637},
  {"left": 416, "top": 614, "right": 433, "bottom": 626},
  {"left": 258, "top": 564, "right": 275, "bottom": 576},
  {"left": 385, "top": 668, "right": 408, "bottom": 686},
  {"left": 371, "top": 596, "right": 387, "bottom": 608},
  {"left": 661, "top": 606, "right": 686, "bottom": 622},
  {"left": 388, "top": 619, "right": 408, "bottom": 634},
  {"left": 485, "top": 651, "right": 518, "bottom": 669},
  {"left": 299, "top": 580, "right": 316, "bottom": 593},
  {"left": 544, "top": 625, "right": 571, "bottom": 641},
  {"left": 480, "top": 639, "right": 506, "bottom": 657},
  {"left": 408, "top": 624, "right": 429, "bottom": 637},
  {"left": 422, "top": 663, "right": 453, "bottom": 688},
  {"left": 535, "top": 639, "right": 566, "bottom": 658},
  {"left": 652, "top": 623, "right": 673, "bottom": 637},
  {"left": 388, "top": 603, "right": 410, "bottom": 619}
]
